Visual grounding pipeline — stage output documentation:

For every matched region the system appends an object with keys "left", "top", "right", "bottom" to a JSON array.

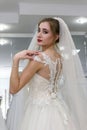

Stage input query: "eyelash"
[{"left": 43, "top": 31, "right": 48, "bottom": 34}]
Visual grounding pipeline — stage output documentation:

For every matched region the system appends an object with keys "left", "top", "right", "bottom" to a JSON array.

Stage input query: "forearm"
[
  {"left": 10, "top": 50, "right": 40, "bottom": 94},
  {"left": 10, "top": 56, "right": 20, "bottom": 94}
]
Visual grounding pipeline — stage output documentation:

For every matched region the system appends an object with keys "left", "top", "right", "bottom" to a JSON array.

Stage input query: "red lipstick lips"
[{"left": 37, "top": 39, "right": 42, "bottom": 42}]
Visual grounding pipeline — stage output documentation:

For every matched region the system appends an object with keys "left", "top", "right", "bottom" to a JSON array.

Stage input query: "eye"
[
  {"left": 43, "top": 30, "right": 48, "bottom": 34},
  {"left": 43, "top": 29, "right": 48, "bottom": 34}
]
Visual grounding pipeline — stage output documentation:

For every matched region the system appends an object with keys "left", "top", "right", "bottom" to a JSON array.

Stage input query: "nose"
[{"left": 37, "top": 31, "right": 42, "bottom": 38}]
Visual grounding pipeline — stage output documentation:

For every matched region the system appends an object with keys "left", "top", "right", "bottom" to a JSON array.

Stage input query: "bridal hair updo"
[{"left": 38, "top": 17, "right": 60, "bottom": 43}]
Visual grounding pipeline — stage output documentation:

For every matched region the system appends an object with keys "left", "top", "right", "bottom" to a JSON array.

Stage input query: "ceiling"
[
  {"left": 0, "top": 0, "right": 87, "bottom": 77},
  {"left": 0, "top": 0, "right": 87, "bottom": 34}
]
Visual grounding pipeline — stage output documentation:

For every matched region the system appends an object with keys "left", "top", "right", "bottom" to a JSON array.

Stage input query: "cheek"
[
  {"left": 44, "top": 35, "right": 54, "bottom": 42},
  {"left": 46, "top": 36, "right": 55, "bottom": 44}
]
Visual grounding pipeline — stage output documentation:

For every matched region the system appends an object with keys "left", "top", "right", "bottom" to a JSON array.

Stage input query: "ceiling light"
[
  {"left": 0, "top": 39, "right": 9, "bottom": 45},
  {"left": 76, "top": 17, "right": 87, "bottom": 24},
  {"left": 0, "top": 24, "right": 9, "bottom": 31}
]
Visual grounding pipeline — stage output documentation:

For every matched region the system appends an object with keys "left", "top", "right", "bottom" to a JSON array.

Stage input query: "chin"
[{"left": 37, "top": 42, "right": 43, "bottom": 46}]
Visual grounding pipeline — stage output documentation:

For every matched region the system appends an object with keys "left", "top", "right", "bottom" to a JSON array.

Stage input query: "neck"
[{"left": 42, "top": 44, "right": 55, "bottom": 51}]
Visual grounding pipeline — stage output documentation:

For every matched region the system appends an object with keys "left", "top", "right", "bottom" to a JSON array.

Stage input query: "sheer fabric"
[
  {"left": 6, "top": 84, "right": 29, "bottom": 130},
  {"left": 0, "top": 109, "right": 7, "bottom": 130}
]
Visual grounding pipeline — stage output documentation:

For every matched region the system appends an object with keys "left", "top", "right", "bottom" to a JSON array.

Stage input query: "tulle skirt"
[{"left": 19, "top": 96, "right": 78, "bottom": 130}]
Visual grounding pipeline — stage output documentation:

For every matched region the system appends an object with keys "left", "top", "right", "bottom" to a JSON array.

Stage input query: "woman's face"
[{"left": 37, "top": 22, "right": 58, "bottom": 47}]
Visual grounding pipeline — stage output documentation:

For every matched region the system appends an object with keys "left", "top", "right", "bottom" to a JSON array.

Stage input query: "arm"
[{"left": 10, "top": 50, "right": 42, "bottom": 94}]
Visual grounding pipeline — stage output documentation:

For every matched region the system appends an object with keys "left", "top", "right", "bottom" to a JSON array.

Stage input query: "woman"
[
  {"left": 10, "top": 17, "right": 87, "bottom": 130},
  {"left": 0, "top": 108, "right": 7, "bottom": 130}
]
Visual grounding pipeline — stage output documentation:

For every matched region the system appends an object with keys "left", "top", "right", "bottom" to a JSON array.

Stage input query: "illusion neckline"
[{"left": 41, "top": 52, "right": 61, "bottom": 63}]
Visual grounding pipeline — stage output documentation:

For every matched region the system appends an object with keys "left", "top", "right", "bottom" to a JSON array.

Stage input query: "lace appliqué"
[
  {"left": 34, "top": 55, "right": 48, "bottom": 65},
  {"left": 34, "top": 53, "right": 63, "bottom": 98}
]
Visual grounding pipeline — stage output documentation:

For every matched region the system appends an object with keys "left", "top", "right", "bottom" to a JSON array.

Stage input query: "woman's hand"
[{"left": 14, "top": 50, "right": 40, "bottom": 61}]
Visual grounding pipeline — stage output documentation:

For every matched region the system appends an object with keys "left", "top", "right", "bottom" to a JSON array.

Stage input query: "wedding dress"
[
  {"left": 0, "top": 108, "right": 7, "bottom": 130},
  {"left": 6, "top": 84, "right": 29, "bottom": 130},
  {"left": 27, "top": 17, "right": 87, "bottom": 130},
  {"left": 19, "top": 52, "right": 78, "bottom": 130}
]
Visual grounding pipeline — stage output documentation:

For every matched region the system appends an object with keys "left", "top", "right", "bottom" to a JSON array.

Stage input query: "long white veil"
[
  {"left": 55, "top": 17, "right": 87, "bottom": 130},
  {"left": 27, "top": 17, "right": 87, "bottom": 130}
]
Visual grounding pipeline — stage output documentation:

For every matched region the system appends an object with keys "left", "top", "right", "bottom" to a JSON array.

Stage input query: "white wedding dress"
[
  {"left": 0, "top": 108, "right": 7, "bottom": 130},
  {"left": 18, "top": 52, "right": 78, "bottom": 130}
]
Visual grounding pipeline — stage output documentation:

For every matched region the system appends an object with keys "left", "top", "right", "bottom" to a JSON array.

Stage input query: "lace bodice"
[{"left": 26, "top": 52, "right": 63, "bottom": 101}]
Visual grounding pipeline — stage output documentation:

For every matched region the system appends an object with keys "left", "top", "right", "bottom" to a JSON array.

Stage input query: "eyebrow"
[{"left": 38, "top": 27, "right": 49, "bottom": 31}]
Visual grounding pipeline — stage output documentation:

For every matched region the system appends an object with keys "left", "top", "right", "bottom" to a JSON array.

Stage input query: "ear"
[{"left": 55, "top": 35, "right": 60, "bottom": 41}]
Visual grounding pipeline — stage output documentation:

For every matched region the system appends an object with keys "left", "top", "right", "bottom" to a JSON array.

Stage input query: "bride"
[{"left": 10, "top": 17, "right": 87, "bottom": 130}]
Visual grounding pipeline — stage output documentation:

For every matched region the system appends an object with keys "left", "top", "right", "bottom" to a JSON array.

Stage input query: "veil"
[{"left": 27, "top": 17, "right": 87, "bottom": 130}]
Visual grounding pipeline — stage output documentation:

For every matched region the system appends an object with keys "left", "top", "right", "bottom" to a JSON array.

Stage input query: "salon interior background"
[{"left": 0, "top": 0, "right": 87, "bottom": 118}]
